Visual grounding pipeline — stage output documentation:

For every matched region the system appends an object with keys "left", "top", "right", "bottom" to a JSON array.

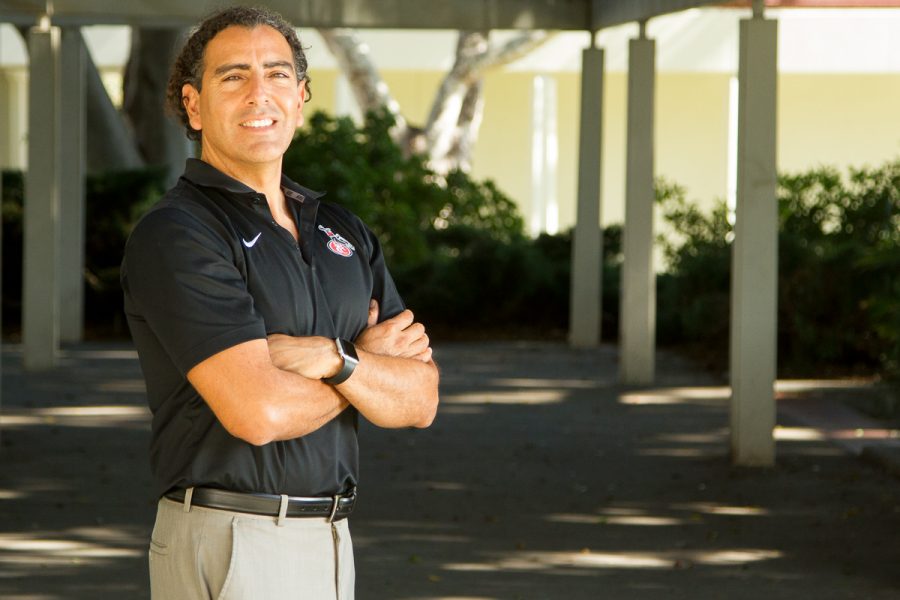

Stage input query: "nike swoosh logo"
[{"left": 242, "top": 232, "right": 262, "bottom": 248}]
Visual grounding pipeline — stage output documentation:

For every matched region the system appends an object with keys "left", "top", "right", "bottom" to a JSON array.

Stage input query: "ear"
[
  {"left": 298, "top": 80, "right": 307, "bottom": 108},
  {"left": 182, "top": 83, "right": 202, "bottom": 133},
  {"left": 295, "top": 79, "right": 307, "bottom": 128}
]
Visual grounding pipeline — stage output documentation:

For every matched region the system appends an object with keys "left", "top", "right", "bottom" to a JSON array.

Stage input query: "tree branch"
[
  {"left": 447, "top": 79, "right": 485, "bottom": 173},
  {"left": 424, "top": 30, "right": 552, "bottom": 171},
  {"left": 317, "top": 27, "right": 554, "bottom": 174},
  {"left": 316, "top": 28, "right": 409, "bottom": 144}
]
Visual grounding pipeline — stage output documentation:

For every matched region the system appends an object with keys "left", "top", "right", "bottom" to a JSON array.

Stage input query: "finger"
[
  {"left": 367, "top": 299, "right": 379, "bottom": 327},
  {"left": 402, "top": 321, "right": 426, "bottom": 338},
  {"left": 404, "top": 333, "right": 430, "bottom": 358},
  {"left": 385, "top": 309, "right": 414, "bottom": 329},
  {"left": 412, "top": 347, "right": 433, "bottom": 363}
]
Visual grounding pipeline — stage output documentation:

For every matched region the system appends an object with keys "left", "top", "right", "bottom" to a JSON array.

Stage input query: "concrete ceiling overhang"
[{"left": 0, "top": 0, "right": 723, "bottom": 30}]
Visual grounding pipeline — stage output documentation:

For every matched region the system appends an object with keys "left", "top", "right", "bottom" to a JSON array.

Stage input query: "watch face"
[
  {"left": 339, "top": 338, "right": 359, "bottom": 363},
  {"left": 325, "top": 338, "right": 360, "bottom": 385}
]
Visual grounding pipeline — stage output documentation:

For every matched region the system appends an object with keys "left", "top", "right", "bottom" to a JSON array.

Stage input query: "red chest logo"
[{"left": 318, "top": 225, "right": 356, "bottom": 258}]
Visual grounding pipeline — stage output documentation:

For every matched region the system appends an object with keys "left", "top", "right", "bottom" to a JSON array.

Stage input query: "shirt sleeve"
[
  {"left": 121, "top": 205, "right": 267, "bottom": 375},
  {"left": 362, "top": 222, "right": 406, "bottom": 323}
]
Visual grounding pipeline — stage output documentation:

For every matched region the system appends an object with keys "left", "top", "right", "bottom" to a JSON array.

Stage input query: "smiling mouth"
[{"left": 240, "top": 118, "right": 276, "bottom": 128}]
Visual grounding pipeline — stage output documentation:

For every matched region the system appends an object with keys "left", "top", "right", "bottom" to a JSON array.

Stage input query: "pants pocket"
[
  {"left": 148, "top": 537, "right": 170, "bottom": 556},
  {"left": 214, "top": 519, "right": 240, "bottom": 600},
  {"left": 148, "top": 507, "right": 173, "bottom": 557}
]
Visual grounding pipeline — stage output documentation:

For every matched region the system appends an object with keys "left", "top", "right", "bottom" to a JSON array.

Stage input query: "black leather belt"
[{"left": 164, "top": 487, "right": 356, "bottom": 521}]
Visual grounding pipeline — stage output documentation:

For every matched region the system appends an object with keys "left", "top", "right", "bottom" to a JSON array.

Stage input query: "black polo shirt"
[{"left": 121, "top": 158, "right": 405, "bottom": 498}]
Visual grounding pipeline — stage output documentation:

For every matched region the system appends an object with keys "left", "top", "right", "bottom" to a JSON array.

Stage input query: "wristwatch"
[{"left": 323, "top": 338, "right": 359, "bottom": 385}]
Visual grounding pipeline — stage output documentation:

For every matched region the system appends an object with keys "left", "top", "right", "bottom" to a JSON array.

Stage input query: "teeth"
[{"left": 241, "top": 119, "right": 274, "bottom": 128}]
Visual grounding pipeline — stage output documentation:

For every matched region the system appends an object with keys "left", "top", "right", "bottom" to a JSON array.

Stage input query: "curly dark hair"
[{"left": 165, "top": 5, "right": 312, "bottom": 141}]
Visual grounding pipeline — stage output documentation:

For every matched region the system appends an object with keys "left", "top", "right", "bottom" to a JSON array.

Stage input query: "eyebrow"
[{"left": 213, "top": 60, "right": 295, "bottom": 77}]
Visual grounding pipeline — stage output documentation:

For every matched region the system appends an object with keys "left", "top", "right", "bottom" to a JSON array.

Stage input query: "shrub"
[
  {"left": 778, "top": 163, "right": 900, "bottom": 378},
  {"left": 655, "top": 161, "right": 900, "bottom": 380},
  {"left": 655, "top": 180, "right": 732, "bottom": 365},
  {"left": 282, "top": 110, "right": 525, "bottom": 270},
  {"left": 283, "top": 110, "right": 579, "bottom": 338}
]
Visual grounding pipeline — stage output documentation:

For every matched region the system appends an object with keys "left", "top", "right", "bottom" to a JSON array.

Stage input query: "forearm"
[
  {"left": 258, "top": 369, "right": 351, "bottom": 442},
  {"left": 266, "top": 306, "right": 441, "bottom": 430},
  {"left": 335, "top": 350, "right": 439, "bottom": 428},
  {"left": 188, "top": 340, "right": 350, "bottom": 446}
]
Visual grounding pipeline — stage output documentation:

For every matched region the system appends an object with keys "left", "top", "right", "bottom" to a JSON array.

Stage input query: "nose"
[{"left": 246, "top": 73, "right": 269, "bottom": 105}]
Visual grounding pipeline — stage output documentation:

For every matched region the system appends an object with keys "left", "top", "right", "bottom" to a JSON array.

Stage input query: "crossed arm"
[{"left": 187, "top": 301, "right": 439, "bottom": 446}]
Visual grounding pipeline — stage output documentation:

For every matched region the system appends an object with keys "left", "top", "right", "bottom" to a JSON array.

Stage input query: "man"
[{"left": 121, "top": 7, "right": 439, "bottom": 599}]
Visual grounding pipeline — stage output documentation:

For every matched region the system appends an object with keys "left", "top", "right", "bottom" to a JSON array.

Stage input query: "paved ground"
[{"left": 0, "top": 341, "right": 898, "bottom": 599}]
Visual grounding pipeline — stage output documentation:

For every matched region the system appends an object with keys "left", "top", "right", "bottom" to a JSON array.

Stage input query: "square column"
[
  {"left": 23, "top": 24, "right": 62, "bottom": 370},
  {"left": 59, "top": 27, "right": 86, "bottom": 343},
  {"left": 620, "top": 33, "right": 656, "bottom": 385},
  {"left": 530, "top": 75, "right": 559, "bottom": 236},
  {"left": 730, "top": 14, "right": 779, "bottom": 466},
  {"left": 569, "top": 46, "right": 604, "bottom": 348}
]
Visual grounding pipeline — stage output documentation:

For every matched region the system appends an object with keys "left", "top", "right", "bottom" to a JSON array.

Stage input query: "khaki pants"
[{"left": 149, "top": 497, "right": 355, "bottom": 599}]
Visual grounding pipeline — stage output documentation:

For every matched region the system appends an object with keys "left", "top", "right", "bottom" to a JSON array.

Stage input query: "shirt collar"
[{"left": 181, "top": 158, "right": 325, "bottom": 201}]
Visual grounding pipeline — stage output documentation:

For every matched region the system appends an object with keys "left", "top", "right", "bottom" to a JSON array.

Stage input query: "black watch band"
[{"left": 323, "top": 338, "right": 359, "bottom": 385}]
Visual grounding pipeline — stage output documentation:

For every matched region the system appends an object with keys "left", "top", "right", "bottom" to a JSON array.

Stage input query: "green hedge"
[
  {"left": 2, "top": 111, "right": 897, "bottom": 383},
  {"left": 281, "top": 110, "right": 624, "bottom": 339},
  {"left": 656, "top": 163, "right": 900, "bottom": 379}
]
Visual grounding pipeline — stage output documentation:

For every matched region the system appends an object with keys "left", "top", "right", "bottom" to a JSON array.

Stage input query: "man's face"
[{"left": 182, "top": 25, "right": 305, "bottom": 174}]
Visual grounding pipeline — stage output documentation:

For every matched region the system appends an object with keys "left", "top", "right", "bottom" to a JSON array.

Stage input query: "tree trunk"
[
  {"left": 447, "top": 79, "right": 485, "bottom": 174},
  {"left": 316, "top": 29, "right": 410, "bottom": 146},
  {"left": 124, "top": 27, "right": 192, "bottom": 187},
  {"left": 424, "top": 31, "right": 488, "bottom": 170},
  {"left": 318, "top": 28, "right": 553, "bottom": 175}
]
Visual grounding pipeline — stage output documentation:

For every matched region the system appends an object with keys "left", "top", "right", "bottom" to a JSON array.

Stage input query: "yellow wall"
[
  {"left": 305, "top": 69, "right": 734, "bottom": 230},
  {"left": 454, "top": 71, "right": 728, "bottom": 230},
  {"left": 778, "top": 74, "right": 900, "bottom": 173},
  {"left": 305, "top": 70, "right": 337, "bottom": 117},
  {"left": 380, "top": 70, "right": 447, "bottom": 126},
  {"left": 555, "top": 73, "right": 583, "bottom": 229},
  {"left": 475, "top": 72, "right": 900, "bottom": 229},
  {"left": 471, "top": 72, "right": 534, "bottom": 221},
  {"left": 300, "top": 68, "right": 900, "bottom": 232},
  {"left": 656, "top": 73, "right": 731, "bottom": 211}
]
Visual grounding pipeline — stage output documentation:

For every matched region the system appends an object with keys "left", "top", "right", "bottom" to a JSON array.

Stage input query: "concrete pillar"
[
  {"left": 620, "top": 28, "right": 656, "bottom": 385},
  {"left": 730, "top": 5, "right": 778, "bottom": 466},
  {"left": 568, "top": 45, "right": 604, "bottom": 348},
  {"left": 530, "top": 75, "right": 559, "bottom": 236},
  {"left": 23, "top": 23, "right": 61, "bottom": 370},
  {"left": 59, "top": 27, "right": 86, "bottom": 343}
]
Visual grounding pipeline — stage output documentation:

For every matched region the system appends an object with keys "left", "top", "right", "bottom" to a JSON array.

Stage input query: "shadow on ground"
[{"left": 1, "top": 341, "right": 898, "bottom": 599}]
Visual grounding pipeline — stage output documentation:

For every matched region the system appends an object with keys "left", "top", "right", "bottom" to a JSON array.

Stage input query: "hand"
[
  {"left": 267, "top": 334, "right": 343, "bottom": 380},
  {"left": 355, "top": 300, "right": 432, "bottom": 363}
]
